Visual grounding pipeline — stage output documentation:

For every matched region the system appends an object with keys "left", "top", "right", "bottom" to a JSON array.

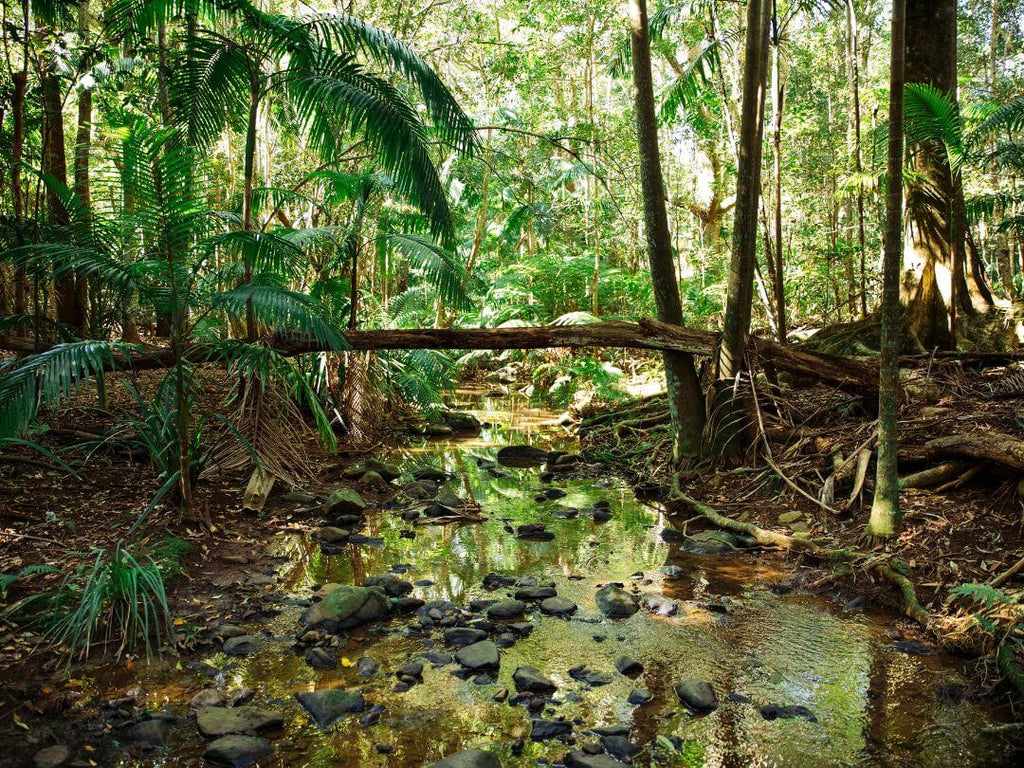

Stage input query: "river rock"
[
  {"left": 33, "top": 746, "right": 72, "bottom": 768},
  {"left": 513, "top": 665, "right": 557, "bottom": 694},
  {"left": 486, "top": 600, "right": 526, "bottom": 620},
  {"left": 190, "top": 688, "right": 226, "bottom": 709},
  {"left": 454, "top": 640, "right": 500, "bottom": 671},
  {"left": 673, "top": 680, "right": 717, "bottom": 714},
  {"left": 213, "top": 624, "right": 248, "bottom": 640},
  {"left": 414, "top": 467, "right": 449, "bottom": 483},
  {"left": 222, "top": 635, "right": 259, "bottom": 656},
  {"left": 295, "top": 689, "right": 366, "bottom": 728},
  {"left": 564, "top": 751, "right": 628, "bottom": 768},
  {"left": 777, "top": 511, "right": 803, "bottom": 525},
  {"left": 322, "top": 488, "right": 366, "bottom": 516},
  {"left": 444, "top": 627, "right": 488, "bottom": 646},
  {"left": 203, "top": 735, "right": 273, "bottom": 767},
  {"left": 642, "top": 594, "right": 678, "bottom": 616},
  {"left": 680, "top": 530, "right": 742, "bottom": 554},
  {"left": 196, "top": 706, "right": 284, "bottom": 737},
  {"left": 497, "top": 445, "right": 549, "bottom": 466},
  {"left": 358, "top": 470, "right": 389, "bottom": 489},
  {"left": 529, "top": 718, "right": 572, "bottom": 741},
  {"left": 428, "top": 748, "right": 502, "bottom": 768},
  {"left": 516, "top": 524, "right": 554, "bottom": 541},
  {"left": 540, "top": 597, "right": 577, "bottom": 616},
  {"left": 614, "top": 655, "right": 644, "bottom": 675},
  {"left": 300, "top": 585, "right": 391, "bottom": 631},
  {"left": 515, "top": 585, "right": 557, "bottom": 601},
  {"left": 356, "top": 656, "right": 379, "bottom": 676},
  {"left": 627, "top": 686, "right": 653, "bottom": 704},
  {"left": 568, "top": 665, "right": 612, "bottom": 687},
  {"left": 443, "top": 411, "right": 482, "bottom": 434},
  {"left": 128, "top": 718, "right": 171, "bottom": 747},
  {"left": 759, "top": 703, "right": 817, "bottom": 722},
  {"left": 363, "top": 573, "right": 413, "bottom": 597},
  {"left": 305, "top": 647, "right": 336, "bottom": 670},
  {"left": 595, "top": 584, "right": 639, "bottom": 618}
]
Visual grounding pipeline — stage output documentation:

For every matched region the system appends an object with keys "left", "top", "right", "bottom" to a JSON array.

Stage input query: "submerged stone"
[
  {"left": 322, "top": 488, "right": 366, "bottom": 516},
  {"left": 196, "top": 706, "right": 283, "bottom": 737},
  {"left": 513, "top": 665, "right": 557, "bottom": 694},
  {"left": 295, "top": 689, "right": 366, "bottom": 728},
  {"left": 299, "top": 585, "right": 391, "bottom": 632},
  {"left": 529, "top": 718, "right": 572, "bottom": 741},
  {"left": 759, "top": 704, "right": 817, "bottom": 722},
  {"left": 454, "top": 640, "right": 500, "bottom": 671},
  {"left": 486, "top": 599, "right": 526, "bottom": 620},
  {"left": 363, "top": 573, "right": 413, "bottom": 597},
  {"left": 428, "top": 748, "right": 502, "bottom": 768},
  {"left": 222, "top": 635, "right": 259, "bottom": 656},
  {"left": 564, "top": 751, "right": 629, "bottom": 768},
  {"left": 673, "top": 680, "right": 718, "bottom": 714},
  {"left": 202, "top": 735, "right": 273, "bottom": 767},
  {"left": 595, "top": 584, "right": 639, "bottom": 619},
  {"left": 540, "top": 597, "right": 577, "bottom": 616}
]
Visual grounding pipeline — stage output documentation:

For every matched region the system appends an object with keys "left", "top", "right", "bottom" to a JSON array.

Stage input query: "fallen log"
[{"left": 3, "top": 319, "right": 879, "bottom": 396}]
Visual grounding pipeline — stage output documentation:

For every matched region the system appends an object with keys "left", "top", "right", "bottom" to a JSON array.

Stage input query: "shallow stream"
[{"left": 77, "top": 392, "right": 1019, "bottom": 766}]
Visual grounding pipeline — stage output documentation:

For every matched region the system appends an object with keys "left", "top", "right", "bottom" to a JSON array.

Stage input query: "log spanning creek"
[{"left": 69, "top": 392, "right": 1019, "bottom": 767}]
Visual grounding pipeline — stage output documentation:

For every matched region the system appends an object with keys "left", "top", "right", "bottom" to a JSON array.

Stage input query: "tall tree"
[
  {"left": 869, "top": 0, "right": 906, "bottom": 539},
  {"left": 713, "top": 0, "right": 770, "bottom": 454},
  {"left": 628, "top": 0, "right": 705, "bottom": 461}
]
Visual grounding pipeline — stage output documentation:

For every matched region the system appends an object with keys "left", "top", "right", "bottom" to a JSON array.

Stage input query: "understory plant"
[{"left": 946, "top": 582, "right": 1024, "bottom": 694}]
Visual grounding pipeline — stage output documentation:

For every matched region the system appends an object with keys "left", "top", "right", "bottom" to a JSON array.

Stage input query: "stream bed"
[{"left": 68, "top": 392, "right": 1020, "bottom": 767}]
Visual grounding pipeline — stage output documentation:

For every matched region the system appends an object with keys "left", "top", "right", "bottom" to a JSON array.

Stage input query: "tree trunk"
[
  {"left": 713, "top": 0, "right": 770, "bottom": 455},
  {"left": 11, "top": 67, "right": 28, "bottom": 332},
  {"left": 846, "top": 0, "right": 869, "bottom": 318},
  {"left": 903, "top": 0, "right": 993, "bottom": 349},
  {"left": 242, "top": 88, "right": 259, "bottom": 341},
  {"left": 770, "top": 4, "right": 787, "bottom": 343},
  {"left": 41, "top": 66, "right": 85, "bottom": 331},
  {"left": 75, "top": 1, "right": 93, "bottom": 337},
  {"left": 629, "top": 0, "right": 705, "bottom": 461},
  {"left": 868, "top": 0, "right": 906, "bottom": 540}
]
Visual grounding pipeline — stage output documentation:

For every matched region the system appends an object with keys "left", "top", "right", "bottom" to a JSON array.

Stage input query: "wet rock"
[
  {"left": 777, "top": 511, "right": 803, "bottom": 525},
  {"left": 759, "top": 704, "right": 817, "bottom": 722},
  {"left": 454, "top": 640, "right": 500, "bottom": 671},
  {"left": 549, "top": 506, "right": 580, "bottom": 519},
  {"left": 359, "top": 704, "right": 386, "bottom": 727},
  {"left": 424, "top": 422, "right": 454, "bottom": 436},
  {"left": 295, "top": 689, "right": 366, "bottom": 728},
  {"left": 660, "top": 528, "right": 686, "bottom": 543},
  {"left": 33, "top": 745, "right": 72, "bottom": 768},
  {"left": 396, "top": 661, "right": 424, "bottom": 681},
  {"left": 642, "top": 594, "right": 678, "bottom": 616},
  {"left": 313, "top": 526, "right": 350, "bottom": 545},
  {"left": 423, "top": 651, "right": 454, "bottom": 667},
  {"left": 530, "top": 718, "right": 572, "bottom": 741},
  {"left": 347, "top": 533, "right": 384, "bottom": 547},
  {"left": 513, "top": 665, "right": 557, "bottom": 694},
  {"left": 444, "top": 627, "right": 488, "bottom": 646},
  {"left": 497, "top": 445, "right": 550, "bottom": 467},
  {"left": 564, "top": 751, "right": 629, "bottom": 768},
  {"left": 627, "top": 687, "right": 653, "bottom": 705},
  {"left": 322, "top": 488, "right": 367, "bottom": 517},
  {"left": 590, "top": 507, "right": 612, "bottom": 523},
  {"left": 893, "top": 640, "right": 934, "bottom": 655},
  {"left": 673, "top": 680, "right": 717, "bottom": 714},
  {"left": 843, "top": 595, "right": 867, "bottom": 612},
  {"left": 222, "top": 635, "right": 259, "bottom": 656},
  {"left": 305, "top": 647, "right": 336, "bottom": 670},
  {"left": 516, "top": 524, "right": 554, "bottom": 541},
  {"left": 728, "top": 692, "right": 752, "bottom": 703},
  {"left": 428, "top": 748, "right": 502, "bottom": 768},
  {"left": 568, "top": 666, "right": 612, "bottom": 687},
  {"left": 680, "top": 530, "right": 742, "bottom": 554},
  {"left": 614, "top": 656, "right": 644, "bottom": 676},
  {"left": 190, "top": 688, "right": 226, "bottom": 709},
  {"left": 213, "top": 624, "right": 248, "bottom": 640},
  {"left": 395, "top": 596, "right": 425, "bottom": 612},
  {"left": 355, "top": 656, "right": 379, "bottom": 676},
  {"left": 413, "top": 467, "right": 449, "bottom": 483},
  {"left": 543, "top": 488, "right": 567, "bottom": 500},
  {"left": 283, "top": 490, "right": 316, "bottom": 504},
  {"left": 203, "top": 735, "right": 273, "bottom": 767},
  {"left": 540, "top": 597, "right": 577, "bottom": 616},
  {"left": 486, "top": 600, "right": 526, "bottom": 620},
  {"left": 515, "top": 585, "right": 558, "bottom": 601},
  {"left": 595, "top": 584, "right": 639, "bottom": 619},
  {"left": 443, "top": 411, "right": 483, "bottom": 435},
  {"left": 129, "top": 718, "right": 171, "bottom": 747},
  {"left": 196, "top": 706, "right": 284, "bottom": 737},
  {"left": 358, "top": 471, "right": 389, "bottom": 489},
  {"left": 659, "top": 565, "right": 685, "bottom": 578},
  {"left": 493, "top": 687, "right": 509, "bottom": 702},
  {"left": 300, "top": 585, "right": 391, "bottom": 632},
  {"left": 601, "top": 734, "right": 640, "bottom": 761},
  {"left": 333, "top": 514, "right": 364, "bottom": 528},
  {"left": 363, "top": 574, "right": 414, "bottom": 597},
  {"left": 482, "top": 572, "right": 517, "bottom": 590}
]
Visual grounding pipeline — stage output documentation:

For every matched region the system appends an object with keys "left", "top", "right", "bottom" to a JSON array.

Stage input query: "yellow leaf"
[
  {"left": 173, "top": 618, "right": 187, "bottom": 626},
  {"left": 341, "top": 657, "right": 353, "bottom": 667}
]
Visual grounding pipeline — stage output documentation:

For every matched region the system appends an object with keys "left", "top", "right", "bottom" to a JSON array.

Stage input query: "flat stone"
[
  {"left": 486, "top": 600, "right": 526, "bottom": 620},
  {"left": 529, "top": 718, "right": 572, "bottom": 741},
  {"left": 568, "top": 665, "right": 612, "bottom": 687},
  {"left": 196, "top": 706, "right": 284, "bottom": 737},
  {"left": 564, "top": 751, "right": 629, "bottom": 768},
  {"left": 627, "top": 686, "right": 653, "bottom": 704},
  {"left": 595, "top": 584, "right": 639, "bottom": 619},
  {"left": 222, "top": 635, "right": 259, "bottom": 656},
  {"left": 614, "top": 655, "right": 644, "bottom": 675},
  {"left": 759, "top": 703, "right": 817, "bottom": 722},
  {"left": 33, "top": 745, "right": 72, "bottom": 768},
  {"left": 213, "top": 624, "right": 247, "bottom": 640},
  {"left": 202, "top": 735, "right": 273, "bottom": 767},
  {"left": 413, "top": 467, "right": 448, "bottom": 483},
  {"left": 777, "top": 511, "right": 803, "bottom": 524},
  {"left": 673, "top": 680, "right": 717, "bottom": 714},
  {"left": 680, "top": 530, "right": 741, "bottom": 554},
  {"left": 454, "top": 640, "right": 500, "bottom": 671},
  {"left": 129, "top": 718, "right": 171, "bottom": 747},
  {"left": 295, "top": 689, "right": 366, "bottom": 728},
  {"left": 540, "top": 597, "right": 577, "bottom": 616},
  {"left": 515, "top": 585, "right": 557, "bottom": 601},
  {"left": 363, "top": 573, "right": 413, "bottom": 597},
  {"left": 356, "top": 656, "right": 379, "bottom": 675},
  {"left": 190, "top": 688, "right": 226, "bottom": 709},
  {"left": 497, "top": 445, "right": 549, "bottom": 466},
  {"left": 444, "top": 627, "right": 488, "bottom": 646},
  {"left": 513, "top": 665, "right": 557, "bottom": 694},
  {"left": 299, "top": 585, "right": 391, "bottom": 632},
  {"left": 428, "top": 748, "right": 502, "bottom": 768},
  {"left": 313, "top": 527, "right": 350, "bottom": 544},
  {"left": 322, "top": 488, "right": 366, "bottom": 516},
  {"left": 305, "top": 647, "right": 336, "bottom": 669}
]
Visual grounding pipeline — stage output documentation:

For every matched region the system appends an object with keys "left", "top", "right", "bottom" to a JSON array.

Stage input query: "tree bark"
[
  {"left": 868, "top": 0, "right": 906, "bottom": 540},
  {"left": 629, "top": 0, "right": 705, "bottom": 461},
  {"left": 770, "top": 2, "right": 787, "bottom": 343},
  {"left": 846, "top": 0, "right": 869, "bottom": 318},
  {"left": 713, "top": 0, "right": 770, "bottom": 455}
]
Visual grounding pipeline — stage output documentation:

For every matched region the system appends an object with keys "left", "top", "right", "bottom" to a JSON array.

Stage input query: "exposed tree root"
[{"left": 668, "top": 476, "right": 931, "bottom": 627}]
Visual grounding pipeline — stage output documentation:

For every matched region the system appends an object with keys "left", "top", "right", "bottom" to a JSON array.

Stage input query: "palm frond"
[
  {"left": 382, "top": 233, "right": 477, "bottom": 310},
  {"left": 211, "top": 284, "right": 347, "bottom": 350}
]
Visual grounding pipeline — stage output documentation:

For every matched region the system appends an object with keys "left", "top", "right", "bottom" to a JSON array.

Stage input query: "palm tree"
[{"left": 0, "top": 122, "right": 345, "bottom": 513}]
